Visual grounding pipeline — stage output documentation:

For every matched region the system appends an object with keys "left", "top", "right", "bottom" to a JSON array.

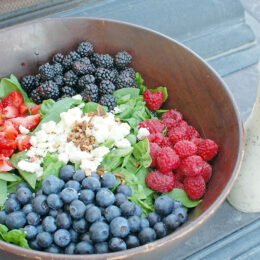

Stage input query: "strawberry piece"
[
  {"left": 184, "top": 175, "right": 206, "bottom": 200},
  {"left": 174, "top": 140, "right": 197, "bottom": 158},
  {"left": 149, "top": 142, "right": 162, "bottom": 167},
  {"left": 139, "top": 119, "right": 165, "bottom": 134},
  {"left": 1, "top": 92, "right": 24, "bottom": 108},
  {"left": 3, "top": 106, "right": 19, "bottom": 119},
  {"left": 196, "top": 139, "right": 218, "bottom": 161},
  {"left": 16, "top": 134, "right": 31, "bottom": 151},
  {"left": 30, "top": 104, "right": 41, "bottom": 114},
  {"left": 0, "top": 104, "right": 4, "bottom": 126},
  {"left": 179, "top": 155, "right": 204, "bottom": 177},
  {"left": 143, "top": 90, "right": 164, "bottom": 111},
  {"left": 19, "top": 103, "right": 29, "bottom": 114},
  {"left": 0, "top": 149, "right": 15, "bottom": 157},
  {"left": 157, "top": 147, "right": 180, "bottom": 173},
  {"left": 0, "top": 137, "right": 17, "bottom": 149},
  {"left": 146, "top": 170, "right": 175, "bottom": 193},
  {"left": 0, "top": 121, "right": 18, "bottom": 140},
  {"left": 9, "top": 114, "right": 41, "bottom": 130},
  {"left": 0, "top": 154, "right": 14, "bottom": 172}
]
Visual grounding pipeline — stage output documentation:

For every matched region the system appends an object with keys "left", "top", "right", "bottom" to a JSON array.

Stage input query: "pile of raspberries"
[{"left": 140, "top": 109, "right": 218, "bottom": 200}]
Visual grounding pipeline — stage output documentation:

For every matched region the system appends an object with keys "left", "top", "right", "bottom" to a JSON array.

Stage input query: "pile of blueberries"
[{"left": 0, "top": 165, "right": 187, "bottom": 254}]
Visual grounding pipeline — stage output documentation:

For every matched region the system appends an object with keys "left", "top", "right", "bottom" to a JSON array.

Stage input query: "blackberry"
[
  {"left": 38, "top": 63, "right": 55, "bottom": 80},
  {"left": 81, "top": 84, "right": 99, "bottom": 103},
  {"left": 35, "top": 74, "right": 42, "bottom": 87},
  {"left": 72, "top": 58, "right": 95, "bottom": 76},
  {"left": 114, "top": 51, "right": 132, "bottom": 69},
  {"left": 38, "top": 81, "right": 60, "bottom": 100},
  {"left": 21, "top": 75, "right": 36, "bottom": 94},
  {"left": 92, "top": 53, "right": 113, "bottom": 69},
  {"left": 63, "top": 70, "right": 78, "bottom": 87},
  {"left": 61, "top": 86, "right": 77, "bottom": 97},
  {"left": 77, "top": 74, "right": 95, "bottom": 91},
  {"left": 114, "top": 72, "right": 137, "bottom": 89},
  {"left": 99, "top": 80, "right": 115, "bottom": 95},
  {"left": 77, "top": 42, "right": 94, "bottom": 57},
  {"left": 52, "top": 53, "right": 64, "bottom": 64},
  {"left": 62, "top": 51, "right": 81, "bottom": 71},
  {"left": 99, "top": 94, "right": 116, "bottom": 111},
  {"left": 53, "top": 63, "right": 63, "bottom": 75},
  {"left": 30, "top": 88, "right": 43, "bottom": 104},
  {"left": 121, "top": 67, "right": 136, "bottom": 79},
  {"left": 53, "top": 75, "right": 64, "bottom": 87},
  {"left": 95, "top": 68, "right": 117, "bottom": 82}
]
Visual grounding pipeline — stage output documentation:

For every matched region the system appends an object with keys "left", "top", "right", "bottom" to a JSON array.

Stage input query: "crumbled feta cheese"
[
  {"left": 137, "top": 127, "right": 150, "bottom": 140},
  {"left": 30, "top": 136, "right": 37, "bottom": 146},
  {"left": 41, "top": 121, "right": 56, "bottom": 134},
  {"left": 112, "top": 106, "right": 121, "bottom": 114},
  {"left": 19, "top": 125, "right": 29, "bottom": 135},
  {"left": 72, "top": 94, "right": 82, "bottom": 100},
  {"left": 115, "top": 139, "right": 131, "bottom": 149},
  {"left": 58, "top": 153, "right": 69, "bottom": 164},
  {"left": 91, "top": 146, "right": 110, "bottom": 158},
  {"left": 17, "top": 160, "right": 42, "bottom": 174}
]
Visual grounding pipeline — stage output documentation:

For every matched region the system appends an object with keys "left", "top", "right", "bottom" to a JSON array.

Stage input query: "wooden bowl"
[{"left": 0, "top": 18, "right": 244, "bottom": 259}]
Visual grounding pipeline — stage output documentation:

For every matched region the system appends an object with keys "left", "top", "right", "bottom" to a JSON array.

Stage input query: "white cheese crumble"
[
  {"left": 137, "top": 127, "right": 150, "bottom": 140},
  {"left": 72, "top": 94, "right": 82, "bottom": 100},
  {"left": 19, "top": 125, "right": 29, "bottom": 135}
]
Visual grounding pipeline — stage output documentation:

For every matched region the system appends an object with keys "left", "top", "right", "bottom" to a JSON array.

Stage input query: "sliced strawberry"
[
  {"left": 0, "top": 121, "right": 18, "bottom": 140},
  {"left": 19, "top": 103, "right": 29, "bottom": 114},
  {"left": 3, "top": 106, "right": 19, "bottom": 119},
  {"left": 0, "top": 137, "right": 17, "bottom": 149},
  {"left": 30, "top": 104, "right": 41, "bottom": 115},
  {"left": 16, "top": 134, "right": 31, "bottom": 151},
  {"left": 9, "top": 114, "right": 41, "bottom": 130},
  {"left": 0, "top": 154, "right": 14, "bottom": 172},
  {"left": 0, "top": 149, "right": 15, "bottom": 157},
  {"left": 0, "top": 104, "right": 4, "bottom": 126},
  {"left": 1, "top": 92, "right": 24, "bottom": 108}
]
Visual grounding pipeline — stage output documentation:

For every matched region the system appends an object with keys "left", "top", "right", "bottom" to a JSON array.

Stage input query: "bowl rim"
[{"left": 0, "top": 16, "right": 244, "bottom": 259}]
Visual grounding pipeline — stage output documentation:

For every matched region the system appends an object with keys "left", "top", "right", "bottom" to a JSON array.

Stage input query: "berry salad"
[{"left": 0, "top": 41, "right": 218, "bottom": 255}]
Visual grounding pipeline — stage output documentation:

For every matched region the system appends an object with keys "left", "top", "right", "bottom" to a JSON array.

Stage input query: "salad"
[{"left": 0, "top": 41, "right": 218, "bottom": 254}]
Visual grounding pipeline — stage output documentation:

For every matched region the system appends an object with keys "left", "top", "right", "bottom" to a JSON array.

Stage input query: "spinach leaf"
[
  {"left": 113, "top": 88, "right": 140, "bottom": 102},
  {"left": 0, "top": 180, "right": 7, "bottom": 207},
  {"left": 133, "top": 138, "right": 151, "bottom": 168},
  {"left": 0, "top": 173, "right": 21, "bottom": 182},
  {"left": 39, "top": 99, "right": 55, "bottom": 116},
  {"left": 135, "top": 166, "right": 154, "bottom": 197},
  {"left": 156, "top": 109, "right": 169, "bottom": 115},
  {"left": 135, "top": 72, "right": 147, "bottom": 94},
  {"left": 129, "top": 197, "right": 154, "bottom": 217},
  {"left": 83, "top": 102, "right": 107, "bottom": 114},
  {"left": 7, "top": 181, "right": 22, "bottom": 194}
]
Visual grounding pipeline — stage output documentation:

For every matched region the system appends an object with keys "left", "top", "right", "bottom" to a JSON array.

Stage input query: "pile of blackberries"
[
  {"left": 0, "top": 165, "right": 187, "bottom": 255},
  {"left": 21, "top": 41, "right": 138, "bottom": 111}
]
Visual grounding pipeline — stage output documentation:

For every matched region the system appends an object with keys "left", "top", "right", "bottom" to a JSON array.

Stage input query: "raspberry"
[
  {"left": 187, "top": 125, "right": 200, "bottom": 140},
  {"left": 196, "top": 139, "right": 218, "bottom": 161},
  {"left": 143, "top": 90, "right": 164, "bottom": 111},
  {"left": 168, "top": 125, "right": 189, "bottom": 144},
  {"left": 179, "top": 155, "right": 204, "bottom": 177},
  {"left": 184, "top": 176, "right": 205, "bottom": 200},
  {"left": 146, "top": 171, "right": 175, "bottom": 193},
  {"left": 139, "top": 119, "right": 165, "bottom": 134},
  {"left": 147, "top": 133, "right": 164, "bottom": 146},
  {"left": 149, "top": 142, "right": 162, "bottom": 167},
  {"left": 162, "top": 109, "right": 182, "bottom": 129},
  {"left": 201, "top": 161, "right": 212, "bottom": 183},
  {"left": 175, "top": 180, "right": 184, "bottom": 190},
  {"left": 157, "top": 147, "right": 180, "bottom": 173},
  {"left": 161, "top": 137, "right": 174, "bottom": 149},
  {"left": 174, "top": 140, "right": 197, "bottom": 158},
  {"left": 175, "top": 168, "right": 185, "bottom": 183}
]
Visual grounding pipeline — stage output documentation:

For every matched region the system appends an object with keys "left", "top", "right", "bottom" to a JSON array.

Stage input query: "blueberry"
[
  {"left": 134, "top": 204, "right": 143, "bottom": 217},
  {"left": 101, "top": 172, "right": 116, "bottom": 188},
  {"left": 65, "top": 242, "right": 76, "bottom": 254},
  {"left": 173, "top": 200, "right": 182, "bottom": 209},
  {"left": 174, "top": 207, "right": 188, "bottom": 224},
  {"left": 29, "top": 239, "right": 41, "bottom": 250},
  {"left": 120, "top": 201, "right": 136, "bottom": 217},
  {"left": 35, "top": 189, "right": 43, "bottom": 196},
  {"left": 45, "top": 244, "right": 60, "bottom": 253},
  {"left": 26, "top": 212, "right": 40, "bottom": 226},
  {"left": 116, "top": 185, "right": 132, "bottom": 197},
  {"left": 73, "top": 219, "right": 88, "bottom": 233},
  {"left": 82, "top": 177, "right": 100, "bottom": 191},
  {"left": 115, "top": 193, "right": 127, "bottom": 206},
  {"left": 109, "top": 237, "right": 127, "bottom": 251},
  {"left": 69, "top": 228, "right": 78, "bottom": 243},
  {"left": 42, "top": 216, "right": 57, "bottom": 233},
  {"left": 138, "top": 227, "right": 156, "bottom": 244},
  {"left": 56, "top": 213, "right": 71, "bottom": 229},
  {"left": 5, "top": 198, "right": 20, "bottom": 213},
  {"left": 60, "top": 188, "right": 78, "bottom": 203},
  {"left": 91, "top": 172, "right": 100, "bottom": 180},
  {"left": 32, "top": 195, "right": 49, "bottom": 215},
  {"left": 104, "top": 205, "right": 121, "bottom": 222},
  {"left": 80, "top": 233, "right": 92, "bottom": 243},
  {"left": 47, "top": 194, "right": 63, "bottom": 210},
  {"left": 128, "top": 216, "right": 141, "bottom": 233},
  {"left": 147, "top": 212, "right": 161, "bottom": 227},
  {"left": 6, "top": 211, "right": 26, "bottom": 229},
  {"left": 7, "top": 193, "right": 16, "bottom": 199},
  {"left": 54, "top": 229, "right": 71, "bottom": 247},
  {"left": 22, "top": 204, "right": 33, "bottom": 215},
  {"left": 69, "top": 200, "right": 86, "bottom": 219},
  {"left": 154, "top": 222, "right": 167, "bottom": 238},
  {"left": 60, "top": 165, "right": 75, "bottom": 181},
  {"left": 0, "top": 211, "right": 7, "bottom": 224},
  {"left": 85, "top": 203, "right": 94, "bottom": 211},
  {"left": 16, "top": 187, "right": 32, "bottom": 205},
  {"left": 63, "top": 203, "right": 70, "bottom": 213},
  {"left": 125, "top": 235, "right": 140, "bottom": 249},
  {"left": 95, "top": 242, "right": 109, "bottom": 253},
  {"left": 79, "top": 189, "right": 94, "bottom": 205},
  {"left": 85, "top": 205, "right": 101, "bottom": 223},
  {"left": 96, "top": 188, "right": 115, "bottom": 207},
  {"left": 49, "top": 209, "right": 59, "bottom": 218},
  {"left": 65, "top": 180, "right": 81, "bottom": 192},
  {"left": 140, "top": 218, "right": 150, "bottom": 229},
  {"left": 24, "top": 225, "right": 38, "bottom": 240},
  {"left": 17, "top": 182, "right": 30, "bottom": 190},
  {"left": 110, "top": 217, "right": 129, "bottom": 238},
  {"left": 36, "top": 232, "right": 53, "bottom": 248},
  {"left": 75, "top": 241, "right": 94, "bottom": 254},
  {"left": 42, "top": 176, "right": 62, "bottom": 195},
  {"left": 37, "top": 224, "right": 44, "bottom": 233},
  {"left": 73, "top": 170, "right": 85, "bottom": 182},
  {"left": 89, "top": 221, "right": 109, "bottom": 242},
  {"left": 163, "top": 214, "right": 180, "bottom": 230},
  {"left": 59, "top": 179, "right": 65, "bottom": 190},
  {"left": 154, "top": 195, "right": 174, "bottom": 216}
]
